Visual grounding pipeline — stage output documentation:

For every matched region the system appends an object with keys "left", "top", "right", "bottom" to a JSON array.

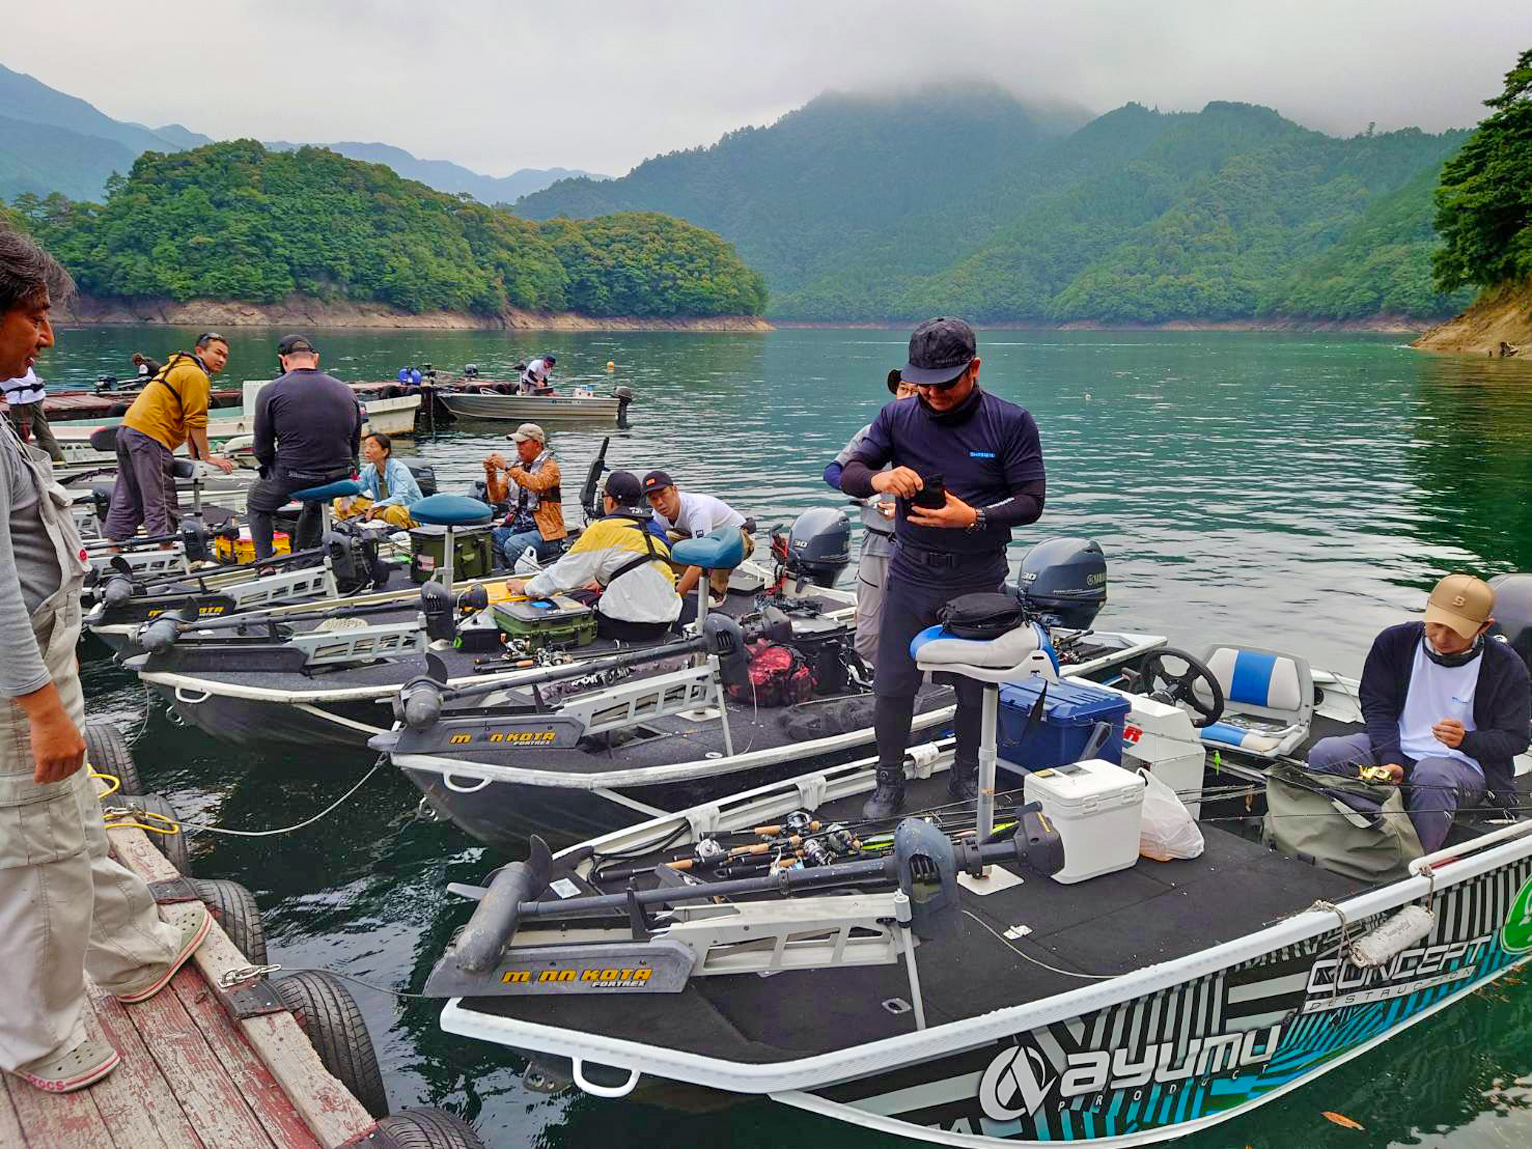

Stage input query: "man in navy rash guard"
[{"left": 838, "top": 316, "right": 1046, "bottom": 818}]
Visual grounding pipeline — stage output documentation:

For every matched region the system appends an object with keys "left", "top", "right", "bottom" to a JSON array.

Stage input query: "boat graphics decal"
[{"left": 814, "top": 856, "right": 1532, "bottom": 1142}]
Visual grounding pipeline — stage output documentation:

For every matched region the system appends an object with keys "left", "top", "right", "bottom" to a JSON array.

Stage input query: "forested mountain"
[
  {"left": 13, "top": 142, "right": 765, "bottom": 318},
  {"left": 0, "top": 62, "right": 598, "bottom": 204},
  {"left": 519, "top": 87, "right": 1469, "bottom": 323}
]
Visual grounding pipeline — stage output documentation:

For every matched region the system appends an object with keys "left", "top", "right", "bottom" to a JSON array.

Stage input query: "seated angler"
[
  {"left": 1307, "top": 574, "right": 1531, "bottom": 853},
  {"left": 333, "top": 432, "right": 422, "bottom": 528},
  {"left": 642, "top": 470, "right": 752, "bottom": 605},
  {"left": 484, "top": 422, "right": 566, "bottom": 567},
  {"left": 506, "top": 471, "right": 681, "bottom": 641}
]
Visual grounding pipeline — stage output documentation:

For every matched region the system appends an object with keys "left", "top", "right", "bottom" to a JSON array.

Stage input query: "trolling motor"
[{"left": 425, "top": 807, "right": 1065, "bottom": 1001}]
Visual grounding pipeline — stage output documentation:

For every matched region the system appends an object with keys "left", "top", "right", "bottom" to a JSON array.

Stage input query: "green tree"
[{"left": 1432, "top": 48, "right": 1532, "bottom": 292}]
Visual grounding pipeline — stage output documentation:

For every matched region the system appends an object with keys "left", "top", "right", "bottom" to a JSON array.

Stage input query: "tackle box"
[
  {"left": 215, "top": 528, "right": 289, "bottom": 564},
  {"left": 492, "top": 594, "right": 597, "bottom": 650},
  {"left": 1023, "top": 759, "right": 1145, "bottom": 884},
  {"left": 409, "top": 525, "right": 494, "bottom": 584},
  {"left": 997, "top": 677, "right": 1130, "bottom": 772}
]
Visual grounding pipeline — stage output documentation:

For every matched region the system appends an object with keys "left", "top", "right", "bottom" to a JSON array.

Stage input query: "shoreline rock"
[
  {"left": 58, "top": 294, "right": 774, "bottom": 333},
  {"left": 1411, "top": 281, "right": 1532, "bottom": 355}
]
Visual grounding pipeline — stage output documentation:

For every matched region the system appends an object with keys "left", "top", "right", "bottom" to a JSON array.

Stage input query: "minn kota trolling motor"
[{"left": 424, "top": 809, "right": 1065, "bottom": 1031}]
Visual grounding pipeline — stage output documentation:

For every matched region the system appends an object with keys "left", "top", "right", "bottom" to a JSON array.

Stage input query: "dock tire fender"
[
  {"left": 126, "top": 793, "right": 193, "bottom": 875},
  {"left": 192, "top": 878, "right": 267, "bottom": 965},
  {"left": 274, "top": 971, "right": 390, "bottom": 1119},
  {"left": 363, "top": 1108, "right": 487, "bottom": 1149},
  {"left": 572, "top": 1057, "right": 641, "bottom": 1099},
  {"left": 85, "top": 720, "right": 144, "bottom": 798}
]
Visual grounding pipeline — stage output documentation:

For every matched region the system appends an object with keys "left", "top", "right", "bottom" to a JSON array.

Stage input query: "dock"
[{"left": 2, "top": 819, "right": 381, "bottom": 1149}]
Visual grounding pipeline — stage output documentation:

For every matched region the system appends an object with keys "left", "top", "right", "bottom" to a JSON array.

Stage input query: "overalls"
[{"left": 0, "top": 425, "right": 179, "bottom": 1073}]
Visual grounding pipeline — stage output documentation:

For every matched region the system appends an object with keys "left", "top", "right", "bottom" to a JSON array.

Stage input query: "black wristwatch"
[{"left": 966, "top": 506, "right": 987, "bottom": 532}]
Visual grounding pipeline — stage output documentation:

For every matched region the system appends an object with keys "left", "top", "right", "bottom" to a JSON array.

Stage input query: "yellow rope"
[
  {"left": 102, "top": 808, "right": 182, "bottom": 837},
  {"left": 89, "top": 767, "right": 120, "bottom": 799}
]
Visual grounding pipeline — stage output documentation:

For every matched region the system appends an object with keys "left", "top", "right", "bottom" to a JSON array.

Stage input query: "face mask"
[{"left": 1424, "top": 631, "right": 1485, "bottom": 668}]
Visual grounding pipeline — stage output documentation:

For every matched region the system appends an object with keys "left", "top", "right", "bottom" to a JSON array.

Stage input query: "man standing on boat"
[
  {"left": 1307, "top": 575, "right": 1530, "bottom": 852},
  {"left": 519, "top": 354, "right": 557, "bottom": 395},
  {"left": 825, "top": 369, "right": 918, "bottom": 665},
  {"left": 3, "top": 367, "right": 63, "bottom": 462},
  {"left": 839, "top": 317, "right": 1046, "bottom": 818},
  {"left": 247, "top": 334, "right": 365, "bottom": 561},
  {"left": 485, "top": 423, "right": 567, "bottom": 566},
  {"left": 0, "top": 228, "right": 209, "bottom": 1095},
  {"left": 103, "top": 332, "right": 235, "bottom": 542}
]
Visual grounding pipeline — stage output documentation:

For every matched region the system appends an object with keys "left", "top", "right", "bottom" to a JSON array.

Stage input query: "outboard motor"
[
  {"left": 463, "top": 364, "right": 480, "bottom": 380},
  {"left": 1017, "top": 537, "right": 1107, "bottom": 630},
  {"left": 615, "top": 385, "right": 636, "bottom": 429},
  {"left": 1489, "top": 574, "right": 1532, "bottom": 673},
  {"left": 785, "top": 507, "right": 851, "bottom": 588},
  {"left": 405, "top": 462, "right": 438, "bottom": 497}
]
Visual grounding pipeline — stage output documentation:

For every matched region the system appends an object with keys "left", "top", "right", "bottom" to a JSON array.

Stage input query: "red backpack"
[{"left": 727, "top": 640, "right": 815, "bottom": 707}]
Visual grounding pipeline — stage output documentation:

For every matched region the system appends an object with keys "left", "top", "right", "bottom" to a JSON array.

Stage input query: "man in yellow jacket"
[{"left": 103, "top": 333, "right": 234, "bottom": 541}]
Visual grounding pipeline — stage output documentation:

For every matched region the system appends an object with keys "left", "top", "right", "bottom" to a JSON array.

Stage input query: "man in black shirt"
[
  {"left": 840, "top": 317, "right": 1046, "bottom": 818},
  {"left": 247, "top": 334, "right": 364, "bottom": 560}
]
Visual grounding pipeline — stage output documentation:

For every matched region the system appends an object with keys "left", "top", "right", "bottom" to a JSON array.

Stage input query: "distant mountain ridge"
[
  {"left": 517, "top": 86, "right": 1470, "bottom": 323},
  {"left": 0, "top": 61, "right": 602, "bottom": 204}
]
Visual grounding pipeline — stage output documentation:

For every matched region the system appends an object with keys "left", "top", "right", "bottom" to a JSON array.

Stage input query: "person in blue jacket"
[
  {"left": 334, "top": 432, "right": 422, "bottom": 528},
  {"left": 1307, "top": 574, "right": 1530, "bottom": 852}
]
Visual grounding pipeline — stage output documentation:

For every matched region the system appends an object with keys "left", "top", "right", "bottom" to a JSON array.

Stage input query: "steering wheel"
[{"left": 1132, "top": 648, "right": 1224, "bottom": 728}]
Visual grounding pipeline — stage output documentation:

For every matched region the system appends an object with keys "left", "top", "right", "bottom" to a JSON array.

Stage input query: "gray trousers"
[
  {"left": 1307, "top": 732, "right": 1485, "bottom": 854},
  {"left": 5, "top": 402, "right": 62, "bottom": 463},
  {"left": 102, "top": 426, "right": 178, "bottom": 541},
  {"left": 853, "top": 546, "right": 890, "bottom": 666}
]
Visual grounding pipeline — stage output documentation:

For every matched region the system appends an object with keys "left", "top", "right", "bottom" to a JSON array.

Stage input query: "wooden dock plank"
[
  {"left": 4, "top": 1069, "right": 113, "bottom": 1149},
  {"left": 108, "top": 826, "right": 377, "bottom": 1148},
  {"left": 84, "top": 981, "right": 201, "bottom": 1149},
  {"left": 169, "top": 970, "right": 320, "bottom": 1148},
  {"left": 123, "top": 967, "right": 277, "bottom": 1149},
  {"left": 0, "top": 1073, "right": 27, "bottom": 1148}
]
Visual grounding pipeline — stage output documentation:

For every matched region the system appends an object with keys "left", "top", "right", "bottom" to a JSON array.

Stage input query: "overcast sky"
[{"left": 8, "top": 0, "right": 1531, "bottom": 176}]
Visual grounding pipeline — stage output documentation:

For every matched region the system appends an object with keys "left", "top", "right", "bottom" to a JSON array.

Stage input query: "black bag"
[{"left": 937, "top": 592, "right": 1027, "bottom": 639}]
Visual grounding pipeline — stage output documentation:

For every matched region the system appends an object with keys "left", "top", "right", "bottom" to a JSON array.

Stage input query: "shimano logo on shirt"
[{"left": 969, "top": 450, "right": 996, "bottom": 459}]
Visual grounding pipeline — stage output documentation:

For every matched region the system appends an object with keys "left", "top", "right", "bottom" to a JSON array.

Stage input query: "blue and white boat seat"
[
  {"left": 409, "top": 494, "right": 495, "bottom": 527},
  {"left": 290, "top": 478, "right": 363, "bottom": 503},
  {"left": 671, "top": 526, "right": 745, "bottom": 571},
  {"left": 1194, "top": 645, "right": 1314, "bottom": 757},
  {"left": 911, "top": 621, "right": 1060, "bottom": 685}
]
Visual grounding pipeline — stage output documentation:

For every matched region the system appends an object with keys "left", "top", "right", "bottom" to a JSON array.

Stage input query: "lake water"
[{"left": 45, "top": 325, "right": 1532, "bottom": 1148}]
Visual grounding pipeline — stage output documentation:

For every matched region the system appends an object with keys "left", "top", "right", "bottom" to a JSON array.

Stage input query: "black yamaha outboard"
[
  {"left": 1489, "top": 574, "right": 1532, "bottom": 673},
  {"left": 784, "top": 508, "right": 851, "bottom": 588},
  {"left": 1017, "top": 537, "right": 1107, "bottom": 630}
]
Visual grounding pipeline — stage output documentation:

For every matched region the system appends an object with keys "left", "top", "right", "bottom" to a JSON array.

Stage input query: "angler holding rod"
[{"left": 838, "top": 317, "right": 1047, "bottom": 818}]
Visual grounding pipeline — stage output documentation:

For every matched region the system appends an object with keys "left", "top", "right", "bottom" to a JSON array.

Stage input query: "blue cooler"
[{"left": 997, "top": 678, "right": 1131, "bottom": 773}]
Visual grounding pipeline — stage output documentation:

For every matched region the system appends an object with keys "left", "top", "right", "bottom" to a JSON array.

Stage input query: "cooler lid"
[
  {"left": 1023, "top": 759, "right": 1144, "bottom": 810},
  {"left": 999, "top": 677, "right": 1130, "bottom": 726},
  {"left": 494, "top": 595, "right": 594, "bottom": 623}
]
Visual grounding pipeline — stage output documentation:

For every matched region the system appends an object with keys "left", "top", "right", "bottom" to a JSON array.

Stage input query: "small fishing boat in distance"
[{"left": 435, "top": 385, "right": 635, "bottom": 428}]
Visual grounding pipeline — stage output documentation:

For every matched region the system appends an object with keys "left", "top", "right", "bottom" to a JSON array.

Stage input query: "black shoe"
[
  {"left": 947, "top": 767, "right": 979, "bottom": 803},
  {"left": 861, "top": 770, "right": 906, "bottom": 820}
]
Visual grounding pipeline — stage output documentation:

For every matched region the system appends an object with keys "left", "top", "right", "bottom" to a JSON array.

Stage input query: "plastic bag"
[{"left": 1138, "top": 767, "right": 1204, "bottom": 861}]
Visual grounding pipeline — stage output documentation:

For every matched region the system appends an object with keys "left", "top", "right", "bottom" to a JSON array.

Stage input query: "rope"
[{"left": 1308, "top": 900, "right": 1352, "bottom": 1007}]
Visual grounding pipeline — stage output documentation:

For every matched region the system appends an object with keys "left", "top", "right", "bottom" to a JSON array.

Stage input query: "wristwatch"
[{"left": 966, "top": 506, "right": 987, "bottom": 532}]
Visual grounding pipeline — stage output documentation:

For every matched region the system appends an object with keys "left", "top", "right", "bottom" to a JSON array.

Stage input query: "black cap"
[
  {"left": 277, "top": 334, "right": 318, "bottom": 356},
  {"left": 605, "top": 470, "right": 642, "bottom": 505},
  {"left": 901, "top": 316, "right": 975, "bottom": 385},
  {"left": 641, "top": 470, "right": 674, "bottom": 496},
  {"left": 544, "top": 354, "right": 556, "bottom": 365},
  {"left": 886, "top": 368, "right": 903, "bottom": 395}
]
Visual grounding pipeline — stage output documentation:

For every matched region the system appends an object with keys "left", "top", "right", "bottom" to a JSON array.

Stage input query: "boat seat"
[
  {"left": 911, "top": 621, "right": 1059, "bottom": 685},
  {"left": 1195, "top": 644, "right": 1314, "bottom": 758},
  {"left": 671, "top": 526, "right": 744, "bottom": 570},
  {"left": 169, "top": 459, "right": 197, "bottom": 480},
  {"left": 290, "top": 479, "right": 363, "bottom": 503},
  {"left": 406, "top": 493, "right": 494, "bottom": 527},
  {"left": 89, "top": 426, "right": 120, "bottom": 453}
]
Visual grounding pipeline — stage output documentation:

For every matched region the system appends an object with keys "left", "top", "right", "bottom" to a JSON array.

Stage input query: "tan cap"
[
  {"left": 1423, "top": 574, "right": 1494, "bottom": 640},
  {"left": 509, "top": 422, "right": 546, "bottom": 445}
]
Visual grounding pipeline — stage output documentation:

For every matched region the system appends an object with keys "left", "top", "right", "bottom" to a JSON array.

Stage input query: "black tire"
[
  {"left": 86, "top": 720, "right": 143, "bottom": 799},
  {"left": 193, "top": 879, "right": 267, "bottom": 965},
  {"left": 273, "top": 971, "right": 389, "bottom": 1118},
  {"left": 371, "top": 1108, "right": 485, "bottom": 1149},
  {"left": 117, "top": 793, "right": 193, "bottom": 876}
]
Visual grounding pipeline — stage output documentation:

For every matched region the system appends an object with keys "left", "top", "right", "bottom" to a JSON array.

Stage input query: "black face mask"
[{"left": 1423, "top": 632, "right": 1485, "bottom": 668}]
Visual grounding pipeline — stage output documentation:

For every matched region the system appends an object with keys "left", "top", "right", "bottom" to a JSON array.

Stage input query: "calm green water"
[{"left": 46, "top": 326, "right": 1532, "bottom": 1147}]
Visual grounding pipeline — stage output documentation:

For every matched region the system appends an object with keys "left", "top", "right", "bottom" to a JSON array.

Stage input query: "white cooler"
[{"left": 1023, "top": 759, "right": 1146, "bottom": 884}]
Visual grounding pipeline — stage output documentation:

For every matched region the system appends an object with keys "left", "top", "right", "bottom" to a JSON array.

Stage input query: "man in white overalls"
[{"left": 0, "top": 228, "right": 210, "bottom": 1094}]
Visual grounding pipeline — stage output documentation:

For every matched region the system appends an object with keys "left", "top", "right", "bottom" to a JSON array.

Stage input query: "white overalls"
[{"left": 0, "top": 426, "right": 180, "bottom": 1074}]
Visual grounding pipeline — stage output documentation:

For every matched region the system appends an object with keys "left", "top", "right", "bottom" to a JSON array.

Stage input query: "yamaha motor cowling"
[
  {"left": 786, "top": 508, "right": 851, "bottom": 588},
  {"left": 1489, "top": 574, "right": 1532, "bottom": 674},
  {"left": 1017, "top": 537, "right": 1107, "bottom": 630}
]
